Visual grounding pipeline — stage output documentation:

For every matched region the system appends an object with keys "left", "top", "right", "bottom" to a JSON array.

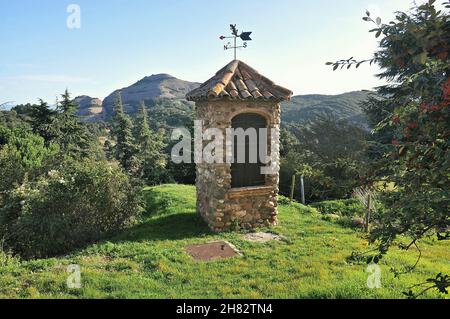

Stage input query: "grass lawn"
[{"left": 0, "top": 184, "right": 448, "bottom": 299}]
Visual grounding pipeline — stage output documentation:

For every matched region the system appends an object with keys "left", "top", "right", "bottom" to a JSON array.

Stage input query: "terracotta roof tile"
[{"left": 186, "top": 60, "right": 293, "bottom": 102}]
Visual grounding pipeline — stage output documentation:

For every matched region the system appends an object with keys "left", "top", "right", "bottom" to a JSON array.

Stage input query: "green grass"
[{"left": 0, "top": 184, "right": 448, "bottom": 299}]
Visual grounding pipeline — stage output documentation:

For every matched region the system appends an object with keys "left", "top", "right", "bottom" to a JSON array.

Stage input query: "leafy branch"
[
  {"left": 403, "top": 273, "right": 450, "bottom": 299},
  {"left": 391, "top": 240, "right": 423, "bottom": 278},
  {"left": 325, "top": 11, "right": 383, "bottom": 70},
  {"left": 437, "top": 232, "right": 450, "bottom": 240},
  {"left": 327, "top": 0, "right": 450, "bottom": 299}
]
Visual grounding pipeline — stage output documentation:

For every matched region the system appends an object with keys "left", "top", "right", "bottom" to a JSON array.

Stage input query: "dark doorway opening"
[{"left": 231, "top": 113, "right": 267, "bottom": 188}]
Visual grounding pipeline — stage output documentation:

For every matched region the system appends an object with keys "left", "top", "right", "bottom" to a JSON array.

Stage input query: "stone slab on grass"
[
  {"left": 186, "top": 241, "right": 241, "bottom": 261},
  {"left": 243, "top": 232, "right": 287, "bottom": 243}
]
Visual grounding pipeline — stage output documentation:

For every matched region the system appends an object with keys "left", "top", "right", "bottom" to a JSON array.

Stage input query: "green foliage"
[
  {"left": 0, "top": 108, "right": 31, "bottom": 129},
  {"left": 281, "top": 91, "right": 371, "bottom": 128},
  {"left": 403, "top": 273, "right": 450, "bottom": 299},
  {"left": 140, "top": 98, "right": 196, "bottom": 185},
  {"left": 2, "top": 92, "right": 100, "bottom": 161},
  {"left": 165, "top": 159, "right": 196, "bottom": 185},
  {"left": 164, "top": 119, "right": 196, "bottom": 185},
  {"left": 277, "top": 195, "right": 292, "bottom": 206},
  {"left": 0, "top": 126, "right": 59, "bottom": 193},
  {"left": 280, "top": 116, "right": 369, "bottom": 201},
  {"left": 29, "top": 100, "right": 57, "bottom": 144},
  {"left": 53, "top": 90, "right": 94, "bottom": 157},
  {"left": 329, "top": 0, "right": 450, "bottom": 297},
  {"left": 367, "top": 2, "right": 449, "bottom": 248},
  {"left": 0, "top": 159, "right": 141, "bottom": 258},
  {"left": 149, "top": 98, "right": 195, "bottom": 130},
  {"left": 111, "top": 93, "right": 139, "bottom": 173},
  {"left": 134, "top": 102, "right": 167, "bottom": 184},
  {"left": 279, "top": 128, "right": 299, "bottom": 158},
  {"left": 85, "top": 121, "right": 109, "bottom": 138},
  {"left": 311, "top": 199, "right": 363, "bottom": 217},
  {"left": 0, "top": 184, "right": 448, "bottom": 299},
  {"left": 0, "top": 126, "right": 59, "bottom": 169},
  {"left": 0, "top": 247, "right": 20, "bottom": 268},
  {"left": 0, "top": 91, "right": 142, "bottom": 260}
]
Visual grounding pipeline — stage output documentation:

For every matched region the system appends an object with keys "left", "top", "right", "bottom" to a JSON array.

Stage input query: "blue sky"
[{"left": 0, "top": 0, "right": 418, "bottom": 104}]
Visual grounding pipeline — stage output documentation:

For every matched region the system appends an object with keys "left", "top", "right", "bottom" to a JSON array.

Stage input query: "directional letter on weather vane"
[{"left": 219, "top": 24, "right": 252, "bottom": 60}]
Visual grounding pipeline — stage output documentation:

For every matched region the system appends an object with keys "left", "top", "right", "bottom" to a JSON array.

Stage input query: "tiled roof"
[{"left": 186, "top": 60, "right": 293, "bottom": 102}]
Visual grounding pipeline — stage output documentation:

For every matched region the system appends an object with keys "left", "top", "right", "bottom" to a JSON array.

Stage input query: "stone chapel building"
[{"left": 186, "top": 60, "right": 292, "bottom": 232}]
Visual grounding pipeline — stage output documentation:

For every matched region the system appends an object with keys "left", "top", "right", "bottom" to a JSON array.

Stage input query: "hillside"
[
  {"left": 101, "top": 74, "right": 200, "bottom": 118},
  {"left": 0, "top": 184, "right": 447, "bottom": 299},
  {"left": 73, "top": 74, "right": 370, "bottom": 128},
  {"left": 281, "top": 91, "right": 371, "bottom": 128}
]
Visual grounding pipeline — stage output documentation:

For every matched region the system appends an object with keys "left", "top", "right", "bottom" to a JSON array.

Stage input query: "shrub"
[
  {"left": 0, "top": 159, "right": 142, "bottom": 258},
  {"left": 311, "top": 199, "right": 363, "bottom": 217},
  {"left": 335, "top": 216, "right": 358, "bottom": 229},
  {"left": 0, "top": 246, "right": 20, "bottom": 268},
  {"left": 277, "top": 195, "right": 291, "bottom": 206},
  {"left": 0, "top": 126, "right": 59, "bottom": 193}
]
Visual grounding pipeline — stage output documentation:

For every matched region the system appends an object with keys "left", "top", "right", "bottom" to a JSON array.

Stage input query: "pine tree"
[
  {"left": 54, "top": 89, "right": 92, "bottom": 157},
  {"left": 135, "top": 101, "right": 167, "bottom": 184},
  {"left": 136, "top": 101, "right": 152, "bottom": 147},
  {"left": 30, "top": 99, "right": 57, "bottom": 144},
  {"left": 111, "top": 93, "right": 138, "bottom": 173}
]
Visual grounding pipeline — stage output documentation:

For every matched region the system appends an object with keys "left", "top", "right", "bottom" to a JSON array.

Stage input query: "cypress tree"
[
  {"left": 111, "top": 93, "right": 138, "bottom": 173},
  {"left": 135, "top": 101, "right": 166, "bottom": 184}
]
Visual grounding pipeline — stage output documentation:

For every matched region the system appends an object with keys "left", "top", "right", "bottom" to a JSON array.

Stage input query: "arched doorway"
[{"left": 231, "top": 113, "right": 267, "bottom": 188}]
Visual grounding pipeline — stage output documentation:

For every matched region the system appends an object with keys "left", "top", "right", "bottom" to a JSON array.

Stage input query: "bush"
[
  {"left": 311, "top": 199, "right": 363, "bottom": 217},
  {"left": 0, "top": 126, "right": 59, "bottom": 193},
  {"left": 277, "top": 195, "right": 291, "bottom": 206},
  {"left": 335, "top": 216, "right": 358, "bottom": 229},
  {"left": 0, "top": 246, "right": 20, "bottom": 268},
  {"left": 0, "top": 159, "right": 142, "bottom": 258}
]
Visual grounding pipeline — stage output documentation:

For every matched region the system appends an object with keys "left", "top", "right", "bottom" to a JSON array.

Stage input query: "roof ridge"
[{"left": 186, "top": 60, "right": 292, "bottom": 102}]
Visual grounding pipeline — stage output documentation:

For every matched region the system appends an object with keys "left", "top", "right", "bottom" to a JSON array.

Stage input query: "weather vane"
[{"left": 219, "top": 24, "right": 252, "bottom": 60}]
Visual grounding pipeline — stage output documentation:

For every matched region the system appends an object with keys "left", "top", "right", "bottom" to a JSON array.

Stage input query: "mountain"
[
  {"left": 281, "top": 91, "right": 371, "bottom": 129},
  {"left": 75, "top": 73, "right": 370, "bottom": 129},
  {"left": 73, "top": 95, "right": 103, "bottom": 122},
  {"left": 101, "top": 74, "right": 200, "bottom": 118}
]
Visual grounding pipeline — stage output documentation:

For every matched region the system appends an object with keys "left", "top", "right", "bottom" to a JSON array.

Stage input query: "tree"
[
  {"left": 29, "top": 100, "right": 57, "bottom": 144},
  {"left": 280, "top": 128, "right": 299, "bottom": 158},
  {"left": 0, "top": 126, "right": 59, "bottom": 194},
  {"left": 280, "top": 116, "right": 369, "bottom": 202},
  {"left": 111, "top": 93, "right": 138, "bottom": 174},
  {"left": 53, "top": 90, "right": 93, "bottom": 157},
  {"left": 134, "top": 101, "right": 167, "bottom": 184},
  {"left": 0, "top": 103, "right": 32, "bottom": 129},
  {"left": 328, "top": 0, "right": 449, "bottom": 297}
]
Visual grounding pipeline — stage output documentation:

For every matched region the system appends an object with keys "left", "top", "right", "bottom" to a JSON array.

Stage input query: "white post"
[{"left": 300, "top": 175, "right": 305, "bottom": 204}]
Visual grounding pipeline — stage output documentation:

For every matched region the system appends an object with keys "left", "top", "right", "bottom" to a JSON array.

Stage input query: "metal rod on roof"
[{"left": 219, "top": 24, "right": 252, "bottom": 60}]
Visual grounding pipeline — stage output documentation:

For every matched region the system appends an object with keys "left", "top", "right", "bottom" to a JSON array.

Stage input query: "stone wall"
[{"left": 195, "top": 100, "right": 281, "bottom": 232}]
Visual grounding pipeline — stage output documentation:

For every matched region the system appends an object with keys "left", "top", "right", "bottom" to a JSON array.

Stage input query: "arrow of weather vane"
[{"left": 219, "top": 24, "right": 252, "bottom": 60}]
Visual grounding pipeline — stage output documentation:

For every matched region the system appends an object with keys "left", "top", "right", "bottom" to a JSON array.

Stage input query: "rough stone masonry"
[{"left": 186, "top": 60, "right": 292, "bottom": 232}]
